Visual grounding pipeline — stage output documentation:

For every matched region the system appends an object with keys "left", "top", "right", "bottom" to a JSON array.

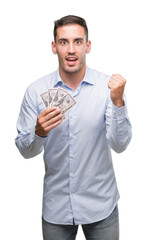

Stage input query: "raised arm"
[{"left": 105, "top": 74, "right": 132, "bottom": 153}]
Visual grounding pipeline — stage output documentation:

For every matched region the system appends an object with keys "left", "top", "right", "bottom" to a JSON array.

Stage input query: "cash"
[
  {"left": 40, "top": 91, "right": 49, "bottom": 108},
  {"left": 40, "top": 87, "right": 76, "bottom": 116},
  {"left": 48, "top": 88, "right": 58, "bottom": 107}
]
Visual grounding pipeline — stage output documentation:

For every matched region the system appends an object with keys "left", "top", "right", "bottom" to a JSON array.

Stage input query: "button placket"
[{"left": 68, "top": 110, "right": 76, "bottom": 201}]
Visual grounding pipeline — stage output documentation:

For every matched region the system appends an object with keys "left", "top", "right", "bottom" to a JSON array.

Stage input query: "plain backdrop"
[{"left": 0, "top": 0, "right": 147, "bottom": 239}]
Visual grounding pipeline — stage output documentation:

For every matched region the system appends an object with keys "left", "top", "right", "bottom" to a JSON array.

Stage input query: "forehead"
[{"left": 56, "top": 24, "right": 86, "bottom": 40}]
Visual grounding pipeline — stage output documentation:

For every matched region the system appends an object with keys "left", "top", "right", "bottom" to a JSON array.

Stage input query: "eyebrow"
[
  {"left": 58, "top": 38, "right": 84, "bottom": 43},
  {"left": 58, "top": 38, "right": 68, "bottom": 43},
  {"left": 75, "top": 38, "right": 84, "bottom": 42}
]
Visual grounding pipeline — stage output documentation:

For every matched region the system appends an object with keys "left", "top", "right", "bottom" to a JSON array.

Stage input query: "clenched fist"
[{"left": 108, "top": 74, "right": 126, "bottom": 108}]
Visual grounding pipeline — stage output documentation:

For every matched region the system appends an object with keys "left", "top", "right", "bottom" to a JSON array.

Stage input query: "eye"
[
  {"left": 75, "top": 40, "right": 81, "bottom": 45},
  {"left": 61, "top": 40, "right": 67, "bottom": 45}
]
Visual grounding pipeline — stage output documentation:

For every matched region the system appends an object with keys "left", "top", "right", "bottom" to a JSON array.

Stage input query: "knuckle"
[
  {"left": 48, "top": 118, "right": 54, "bottom": 125},
  {"left": 37, "top": 115, "right": 40, "bottom": 121},
  {"left": 37, "top": 118, "right": 43, "bottom": 125},
  {"left": 47, "top": 124, "right": 53, "bottom": 131},
  {"left": 49, "top": 112, "right": 55, "bottom": 119}
]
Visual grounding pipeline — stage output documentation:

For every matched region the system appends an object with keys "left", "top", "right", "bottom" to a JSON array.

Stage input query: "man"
[{"left": 15, "top": 15, "right": 132, "bottom": 240}]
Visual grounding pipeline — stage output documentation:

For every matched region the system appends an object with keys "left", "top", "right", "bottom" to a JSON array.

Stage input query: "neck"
[{"left": 59, "top": 65, "right": 86, "bottom": 90}]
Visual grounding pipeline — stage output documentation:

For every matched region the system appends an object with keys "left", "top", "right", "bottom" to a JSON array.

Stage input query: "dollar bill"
[
  {"left": 48, "top": 88, "right": 58, "bottom": 107},
  {"left": 51, "top": 87, "right": 69, "bottom": 106},
  {"left": 52, "top": 93, "right": 76, "bottom": 114},
  {"left": 40, "top": 91, "right": 49, "bottom": 108},
  {"left": 40, "top": 88, "right": 76, "bottom": 119}
]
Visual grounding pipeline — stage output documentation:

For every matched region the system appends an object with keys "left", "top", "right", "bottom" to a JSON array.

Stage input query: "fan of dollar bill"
[{"left": 40, "top": 88, "right": 76, "bottom": 115}]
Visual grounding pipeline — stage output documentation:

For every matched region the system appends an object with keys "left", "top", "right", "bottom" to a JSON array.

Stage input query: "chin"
[
  {"left": 65, "top": 68, "right": 79, "bottom": 74},
  {"left": 64, "top": 65, "right": 84, "bottom": 74}
]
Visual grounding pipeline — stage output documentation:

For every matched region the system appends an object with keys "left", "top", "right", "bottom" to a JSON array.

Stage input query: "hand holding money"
[
  {"left": 35, "top": 107, "right": 63, "bottom": 137},
  {"left": 37, "top": 87, "right": 76, "bottom": 137}
]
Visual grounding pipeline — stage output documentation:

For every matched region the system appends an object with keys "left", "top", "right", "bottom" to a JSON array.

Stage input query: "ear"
[
  {"left": 52, "top": 41, "right": 57, "bottom": 54},
  {"left": 86, "top": 40, "right": 91, "bottom": 54}
]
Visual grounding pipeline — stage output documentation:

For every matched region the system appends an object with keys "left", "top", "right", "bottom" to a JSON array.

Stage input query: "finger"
[
  {"left": 108, "top": 81, "right": 115, "bottom": 89},
  {"left": 35, "top": 112, "right": 63, "bottom": 136},
  {"left": 35, "top": 118, "right": 62, "bottom": 137},
  {"left": 111, "top": 76, "right": 123, "bottom": 84},
  {"left": 112, "top": 74, "right": 123, "bottom": 79},
  {"left": 108, "top": 80, "right": 123, "bottom": 91},
  {"left": 45, "top": 119, "right": 62, "bottom": 132},
  {"left": 39, "top": 107, "right": 59, "bottom": 118},
  {"left": 109, "top": 76, "right": 126, "bottom": 88},
  {"left": 36, "top": 107, "right": 61, "bottom": 127},
  {"left": 43, "top": 113, "right": 63, "bottom": 128},
  {"left": 44, "top": 108, "right": 62, "bottom": 122},
  {"left": 108, "top": 79, "right": 118, "bottom": 86},
  {"left": 112, "top": 74, "right": 126, "bottom": 84}
]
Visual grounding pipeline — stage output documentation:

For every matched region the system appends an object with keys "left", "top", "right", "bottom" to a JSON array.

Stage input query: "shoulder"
[
  {"left": 87, "top": 67, "right": 111, "bottom": 89},
  {"left": 26, "top": 70, "right": 58, "bottom": 96},
  {"left": 88, "top": 67, "right": 110, "bottom": 83}
]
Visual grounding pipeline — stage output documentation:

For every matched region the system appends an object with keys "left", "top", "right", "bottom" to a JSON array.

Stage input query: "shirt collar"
[{"left": 52, "top": 66, "right": 96, "bottom": 88}]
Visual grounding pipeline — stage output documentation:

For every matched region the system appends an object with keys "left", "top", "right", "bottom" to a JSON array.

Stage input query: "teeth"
[{"left": 67, "top": 57, "right": 77, "bottom": 61}]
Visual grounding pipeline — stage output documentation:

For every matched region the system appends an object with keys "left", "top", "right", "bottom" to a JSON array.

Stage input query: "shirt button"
[
  {"left": 71, "top": 193, "right": 74, "bottom": 196},
  {"left": 72, "top": 155, "right": 74, "bottom": 159},
  {"left": 118, "top": 112, "right": 121, "bottom": 115}
]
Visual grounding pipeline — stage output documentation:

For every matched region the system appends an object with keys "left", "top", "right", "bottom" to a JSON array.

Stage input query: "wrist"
[{"left": 112, "top": 99, "right": 124, "bottom": 108}]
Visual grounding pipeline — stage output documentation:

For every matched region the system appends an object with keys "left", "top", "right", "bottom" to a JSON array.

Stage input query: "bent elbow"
[
  {"left": 16, "top": 145, "right": 34, "bottom": 159},
  {"left": 111, "top": 132, "right": 132, "bottom": 154},
  {"left": 113, "top": 145, "right": 127, "bottom": 154},
  {"left": 15, "top": 140, "right": 40, "bottom": 159}
]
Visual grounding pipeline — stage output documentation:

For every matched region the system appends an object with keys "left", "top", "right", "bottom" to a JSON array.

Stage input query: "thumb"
[{"left": 107, "top": 81, "right": 111, "bottom": 89}]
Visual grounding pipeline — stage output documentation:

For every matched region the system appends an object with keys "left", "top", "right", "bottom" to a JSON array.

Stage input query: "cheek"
[
  {"left": 56, "top": 47, "right": 66, "bottom": 57},
  {"left": 57, "top": 51, "right": 65, "bottom": 62},
  {"left": 80, "top": 48, "right": 87, "bottom": 60}
]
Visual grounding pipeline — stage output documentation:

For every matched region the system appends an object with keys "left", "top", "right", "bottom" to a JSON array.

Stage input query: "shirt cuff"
[
  {"left": 112, "top": 103, "right": 127, "bottom": 121},
  {"left": 27, "top": 128, "right": 47, "bottom": 146}
]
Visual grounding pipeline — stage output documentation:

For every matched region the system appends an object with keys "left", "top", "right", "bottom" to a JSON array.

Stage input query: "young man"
[{"left": 15, "top": 15, "right": 132, "bottom": 240}]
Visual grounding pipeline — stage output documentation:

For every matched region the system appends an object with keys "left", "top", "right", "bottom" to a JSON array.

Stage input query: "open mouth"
[{"left": 66, "top": 56, "right": 78, "bottom": 66}]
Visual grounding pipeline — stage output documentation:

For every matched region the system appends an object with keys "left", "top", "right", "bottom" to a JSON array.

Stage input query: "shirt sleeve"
[
  {"left": 15, "top": 85, "right": 46, "bottom": 159},
  {"left": 105, "top": 93, "right": 132, "bottom": 153}
]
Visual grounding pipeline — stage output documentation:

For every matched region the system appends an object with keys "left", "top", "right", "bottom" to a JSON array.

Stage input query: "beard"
[{"left": 58, "top": 54, "right": 86, "bottom": 75}]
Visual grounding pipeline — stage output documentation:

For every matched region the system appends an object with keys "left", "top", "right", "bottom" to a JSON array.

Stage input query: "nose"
[{"left": 68, "top": 42, "right": 75, "bottom": 54}]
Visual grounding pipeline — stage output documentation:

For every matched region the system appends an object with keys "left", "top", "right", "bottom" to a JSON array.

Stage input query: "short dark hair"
[{"left": 53, "top": 15, "right": 88, "bottom": 42}]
